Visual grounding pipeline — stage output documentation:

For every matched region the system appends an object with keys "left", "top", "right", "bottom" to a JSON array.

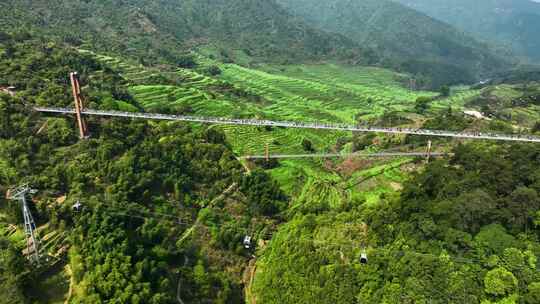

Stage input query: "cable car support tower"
[{"left": 7, "top": 184, "right": 41, "bottom": 264}]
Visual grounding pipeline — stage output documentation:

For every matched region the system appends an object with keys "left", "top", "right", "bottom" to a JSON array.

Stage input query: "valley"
[{"left": 1, "top": 1, "right": 540, "bottom": 303}]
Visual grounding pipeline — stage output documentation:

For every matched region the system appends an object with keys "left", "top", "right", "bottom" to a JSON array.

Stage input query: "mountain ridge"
[
  {"left": 393, "top": 0, "right": 540, "bottom": 62},
  {"left": 0, "top": 0, "right": 370, "bottom": 65},
  {"left": 1, "top": 0, "right": 515, "bottom": 88},
  {"left": 276, "top": 0, "right": 511, "bottom": 88}
]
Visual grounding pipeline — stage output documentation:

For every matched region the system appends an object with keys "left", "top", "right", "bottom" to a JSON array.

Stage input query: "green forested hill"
[
  {"left": 276, "top": 0, "right": 510, "bottom": 87},
  {"left": 394, "top": 0, "right": 540, "bottom": 62},
  {"left": 0, "top": 0, "right": 368, "bottom": 65},
  {"left": 253, "top": 143, "right": 540, "bottom": 303}
]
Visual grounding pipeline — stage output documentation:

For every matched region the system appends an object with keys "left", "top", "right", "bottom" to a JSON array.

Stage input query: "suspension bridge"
[
  {"left": 240, "top": 152, "right": 450, "bottom": 160},
  {"left": 34, "top": 106, "right": 540, "bottom": 143}
]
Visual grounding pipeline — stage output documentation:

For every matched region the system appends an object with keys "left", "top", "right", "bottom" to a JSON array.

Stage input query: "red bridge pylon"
[{"left": 70, "top": 72, "right": 89, "bottom": 139}]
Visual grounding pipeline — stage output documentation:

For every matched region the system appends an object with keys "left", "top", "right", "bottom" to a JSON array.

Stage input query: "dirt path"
[
  {"left": 178, "top": 182, "right": 239, "bottom": 247},
  {"left": 243, "top": 258, "right": 258, "bottom": 304},
  {"left": 176, "top": 256, "right": 189, "bottom": 304},
  {"left": 64, "top": 265, "right": 73, "bottom": 304},
  {"left": 236, "top": 157, "right": 252, "bottom": 175},
  {"left": 209, "top": 182, "right": 238, "bottom": 207}
]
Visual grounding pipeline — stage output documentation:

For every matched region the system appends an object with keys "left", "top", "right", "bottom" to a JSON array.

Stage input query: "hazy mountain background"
[
  {"left": 394, "top": 0, "right": 540, "bottom": 63},
  {"left": 1, "top": 0, "right": 518, "bottom": 88},
  {"left": 276, "top": 0, "right": 510, "bottom": 87}
]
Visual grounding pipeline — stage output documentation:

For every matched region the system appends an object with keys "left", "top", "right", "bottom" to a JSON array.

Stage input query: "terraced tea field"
[
  {"left": 431, "top": 86, "right": 483, "bottom": 111},
  {"left": 81, "top": 51, "right": 484, "bottom": 206},
  {"left": 267, "top": 154, "right": 413, "bottom": 207},
  {"left": 78, "top": 50, "right": 158, "bottom": 83},
  {"left": 221, "top": 64, "right": 414, "bottom": 122},
  {"left": 128, "top": 85, "right": 236, "bottom": 115},
  {"left": 219, "top": 125, "right": 349, "bottom": 156},
  {"left": 87, "top": 50, "right": 478, "bottom": 126}
]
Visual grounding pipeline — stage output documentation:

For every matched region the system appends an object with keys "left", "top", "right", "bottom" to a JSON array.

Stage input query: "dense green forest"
[
  {"left": 252, "top": 142, "right": 540, "bottom": 303},
  {"left": 0, "top": 95, "right": 270, "bottom": 303},
  {"left": 0, "top": 91, "right": 288, "bottom": 303},
  {"left": 0, "top": 32, "right": 286, "bottom": 303},
  {"left": 0, "top": 31, "right": 136, "bottom": 109},
  {"left": 0, "top": 0, "right": 368, "bottom": 66}
]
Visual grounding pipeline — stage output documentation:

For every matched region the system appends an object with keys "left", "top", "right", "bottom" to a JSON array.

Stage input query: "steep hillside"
[
  {"left": 2, "top": 23, "right": 540, "bottom": 304},
  {"left": 0, "top": 0, "right": 368, "bottom": 65},
  {"left": 0, "top": 32, "right": 285, "bottom": 303},
  {"left": 1, "top": 0, "right": 514, "bottom": 87},
  {"left": 394, "top": 0, "right": 540, "bottom": 62},
  {"left": 253, "top": 143, "right": 540, "bottom": 304},
  {"left": 276, "top": 0, "right": 510, "bottom": 88}
]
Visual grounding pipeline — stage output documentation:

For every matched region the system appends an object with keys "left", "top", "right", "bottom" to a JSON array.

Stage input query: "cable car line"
[
  {"left": 67, "top": 200, "right": 540, "bottom": 269},
  {"left": 304, "top": 238, "right": 540, "bottom": 268}
]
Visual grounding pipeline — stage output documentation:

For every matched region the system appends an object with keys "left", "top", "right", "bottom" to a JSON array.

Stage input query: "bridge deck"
[
  {"left": 240, "top": 152, "right": 450, "bottom": 159},
  {"left": 34, "top": 107, "right": 540, "bottom": 143}
]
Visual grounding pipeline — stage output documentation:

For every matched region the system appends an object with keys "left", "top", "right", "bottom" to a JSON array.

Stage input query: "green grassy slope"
[{"left": 466, "top": 82, "right": 540, "bottom": 127}]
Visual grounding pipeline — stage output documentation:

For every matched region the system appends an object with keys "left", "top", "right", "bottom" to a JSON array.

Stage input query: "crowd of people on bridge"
[{"left": 35, "top": 107, "right": 540, "bottom": 143}]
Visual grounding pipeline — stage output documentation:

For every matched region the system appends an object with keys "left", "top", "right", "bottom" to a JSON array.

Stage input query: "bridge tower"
[
  {"left": 70, "top": 72, "right": 89, "bottom": 139},
  {"left": 7, "top": 184, "right": 41, "bottom": 264},
  {"left": 425, "top": 140, "right": 432, "bottom": 163},
  {"left": 409, "top": 78, "right": 417, "bottom": 91}
]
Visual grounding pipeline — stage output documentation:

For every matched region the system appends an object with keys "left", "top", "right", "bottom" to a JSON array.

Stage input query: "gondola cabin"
[
  {"left": 360, "top": 252, "right": 368, "bottom": 264},
  {"left": 243, "top": 236, "right": 252, "bottom": 249}
]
